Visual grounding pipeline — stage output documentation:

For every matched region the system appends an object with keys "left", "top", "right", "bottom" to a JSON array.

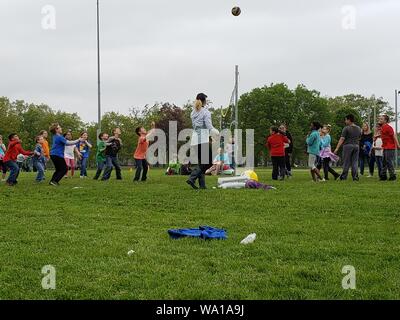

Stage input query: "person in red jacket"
[
  {"left": 266, "top": 126, "right": 290, "bottom": 180},
  {"left": 378, "top": 115, "right": 400, "bottom": 181},
  {"left": 3, "top": 133, "right": 33, "bottom": 186}
]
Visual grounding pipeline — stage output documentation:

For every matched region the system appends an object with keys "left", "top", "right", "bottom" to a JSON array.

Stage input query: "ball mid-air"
[{"left": 232, "top": 6, "right": 241, "bottom": 16}]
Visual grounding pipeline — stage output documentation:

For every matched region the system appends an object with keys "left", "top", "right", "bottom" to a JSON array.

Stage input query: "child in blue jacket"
[{"left": 306, "top": 122, "right": 323, "bottom": 182}]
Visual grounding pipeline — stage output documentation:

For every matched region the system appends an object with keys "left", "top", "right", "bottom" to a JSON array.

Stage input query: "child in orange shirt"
[
  {"left": 39, "top": 130, "right": 50, "bottom": 168},
  {"left": 133, "top": 122, "right": 155, "bottom": 182}
]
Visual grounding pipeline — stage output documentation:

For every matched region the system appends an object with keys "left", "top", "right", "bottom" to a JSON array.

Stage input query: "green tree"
[
  {"left": 238, "top": 83, "right": 332, "bottom": 166},
  {"left": 331, "top": 107, "right": 362, "bottom": 145},
  {"left": 328, "top": 94, "right": 392, "bottom": 127}
]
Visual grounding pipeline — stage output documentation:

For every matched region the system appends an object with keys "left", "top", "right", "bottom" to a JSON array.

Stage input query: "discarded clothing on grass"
[
  {"left": 245, "top": 180, "right": 275, "bottom": 190},
  {"left": 218, "top": 179, "right": 275, "bottom": 190},
  {"left": 168, "top": 226, "right": 227, "bottom": 240}
]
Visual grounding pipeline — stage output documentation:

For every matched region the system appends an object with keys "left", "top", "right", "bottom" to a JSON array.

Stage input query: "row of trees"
[{"left": 0, "top": 83, "right": 395, "bottom": 167}]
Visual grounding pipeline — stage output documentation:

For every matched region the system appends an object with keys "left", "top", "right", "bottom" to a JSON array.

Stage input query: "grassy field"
[{"left": 0, "top": 168, "right": 399, "bottom": 300}]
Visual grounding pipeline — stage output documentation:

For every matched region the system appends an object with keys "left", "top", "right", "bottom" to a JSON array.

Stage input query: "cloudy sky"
[{"left": 1, "top": 0, "right": 399, "bottom": 122}]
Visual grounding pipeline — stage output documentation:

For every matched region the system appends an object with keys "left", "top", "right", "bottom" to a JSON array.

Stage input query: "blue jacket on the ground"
[{"left": 168, "top": 226, "right": 227, "bottom": 240}]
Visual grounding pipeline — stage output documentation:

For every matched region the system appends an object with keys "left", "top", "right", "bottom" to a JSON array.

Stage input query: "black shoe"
[
  {"left": 380, "top": 176, "right": 388, "bottom": 181},
  {"left": 186, "top": 179, "right": 198, "bottom": 190},
  {"left": 389, "top": 176, "right": 397, "bottom": 181},
  {"left": 353, "top": 177, "right": 359, "bottom": 182}
]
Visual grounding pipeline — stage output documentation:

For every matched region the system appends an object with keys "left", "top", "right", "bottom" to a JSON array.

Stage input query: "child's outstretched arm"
[
  {"left": 17, "top": 144, "right": 33, "bottom": 156},
  {"left": 146, "top": 121, "right": 156, "bottom": 140},
  {"left": 66, "top": 138, "right": 81, "bottom": 146},
  {"left": 74, "top": 146, "right": 82, "bottom": 159},
  {"left": 85, "top": 141, "right": 93, "bottom": 149}
]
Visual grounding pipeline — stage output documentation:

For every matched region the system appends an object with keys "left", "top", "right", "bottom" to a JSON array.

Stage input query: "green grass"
[{"left": 0, "top": 168, "right": 399, "bottom": 300}]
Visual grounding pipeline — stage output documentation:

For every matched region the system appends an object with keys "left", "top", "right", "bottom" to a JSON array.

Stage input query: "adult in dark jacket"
[
  {"left": 359, "top": 123, "right": 373, "bottom": 177},
  {"left": 279, "top": 124, "right": 293, "bottom": 177}
]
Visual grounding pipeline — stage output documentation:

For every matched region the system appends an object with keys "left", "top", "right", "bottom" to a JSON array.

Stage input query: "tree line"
[{"left": 0, "top": 83, "right": 394, "bottom": 167}]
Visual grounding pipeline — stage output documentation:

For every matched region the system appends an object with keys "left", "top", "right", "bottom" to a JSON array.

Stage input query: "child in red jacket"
[
  {"left": 3, "top": 133, "right": 33, "bottom": 186},
  {"left": 266, "top": 127, "right": 290, "bottom": 180}
]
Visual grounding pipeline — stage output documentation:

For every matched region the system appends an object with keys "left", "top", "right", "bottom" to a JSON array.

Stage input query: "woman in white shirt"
[{"left": 186, "top": 93, "right": 219, "bottom": 189}]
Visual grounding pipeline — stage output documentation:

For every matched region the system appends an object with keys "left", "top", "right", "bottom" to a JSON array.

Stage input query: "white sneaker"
[{"left": 367, "top": 175, "right": 372, "bottom": 178}]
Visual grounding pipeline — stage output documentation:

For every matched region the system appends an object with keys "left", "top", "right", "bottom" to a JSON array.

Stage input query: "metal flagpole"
[
  {"left": 396, "top": 89, "right": 398, "bottom": 168},
  {"left": 96, "top": 0, "right": 102, "bottom": 140},
  {"left": 234, "top": 65, "right": 239, "bottom": 175}
]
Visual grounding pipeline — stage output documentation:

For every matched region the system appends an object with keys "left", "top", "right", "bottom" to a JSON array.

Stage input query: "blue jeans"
[
  {"left": 134, "top": 158, "right": 148, "bottom": 181},
  {"left": 5, "top": 161, "right": 20, "bottom": 185},
  {"left": 374, "top": 155, "right": 383, "bottom": 177},
  {"left": 33, "top": 159, "right": 45, "bottom": 182},
  {"left": 359, "top": 153, "right": 373, "bottom": 175},
  {"left": 80, "top": 157, "right": 89, "bottom": 177},
  {"left": 93, "top": 160, "right": 106, "bottom": 180},
  {"left": 102, "top": 155, "right": 122, "bottom": 180}
]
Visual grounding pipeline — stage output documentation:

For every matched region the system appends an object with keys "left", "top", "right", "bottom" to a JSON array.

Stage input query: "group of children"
[
  {"left": 266, "top": 115, "right": 397, "bottom": 183},
  {"left": 0, "top": 121, "right": 155, "bottom": 187},
  {"left": 1, "top": 114, "right": 398, "bottom": 186},
  {"left": 63, "top": 130, "right": 93, "bottom": 179}
]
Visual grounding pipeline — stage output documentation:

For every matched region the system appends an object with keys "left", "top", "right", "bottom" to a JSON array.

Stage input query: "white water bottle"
[{"left": 240, "top": 233, "right": 256, "bottom": 244}]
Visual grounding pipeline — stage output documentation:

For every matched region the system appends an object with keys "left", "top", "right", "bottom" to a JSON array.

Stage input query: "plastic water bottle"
[{"left": 240, "top": 233, "right": 256, "bottom": 244}]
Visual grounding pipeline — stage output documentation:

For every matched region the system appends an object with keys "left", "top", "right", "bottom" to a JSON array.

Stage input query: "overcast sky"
[{"left": 1, "top": 0, "right": 399, "bottom": 122}]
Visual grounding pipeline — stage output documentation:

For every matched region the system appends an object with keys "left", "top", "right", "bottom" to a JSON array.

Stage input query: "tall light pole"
[
  {"left": 396, "top": 89, "right": 399, "bottom": 167},
  {"left": 234, "top": 65, "right": 239, "bottom": 175},
  {"left": 96, "top": 0, "right": 102, "bottom": 138}
]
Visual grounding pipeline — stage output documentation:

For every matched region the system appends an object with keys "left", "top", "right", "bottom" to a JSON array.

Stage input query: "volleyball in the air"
[{"left": 232, "top": 6, "right": 241, "bottom": 16}]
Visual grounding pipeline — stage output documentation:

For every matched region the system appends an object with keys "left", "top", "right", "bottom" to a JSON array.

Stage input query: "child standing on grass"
[
  {"left": 0, "top": 135, "right": 7, "bottom": 181},
  {"left": 39, "top": 130, "right": 50, "bottom": 168},
  {"left": 371, "top": 125, "right": 384, "bottom": 178},
  {"left": 76, "top": 132, "right": 92, "bottom": 178},
  {"left": 3, "top": 133, "right": 33, "bottom": 186},
  {"left": 306, "top": 122, "right": 323, "bottom": 182},
  {"left": 33, "top": 135, "right": 46, "bottom": 183},
  {"left": 133, "top": 122, "right": 156, "bottom": 182},
  {"left": 102, "top": 128, "right": 123, "bottom": 181},
  {"left": 93, "top": 132, "right": 109, "bottom": 180},
  {"left": 266, "top": 126, "right": 289, "bottom": 181},
  {"left": 318, "top": 125, "right": 340, "bottom": 180},
  {"left": 64, "top": 131, "right": 80, "bottom": 178}
]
